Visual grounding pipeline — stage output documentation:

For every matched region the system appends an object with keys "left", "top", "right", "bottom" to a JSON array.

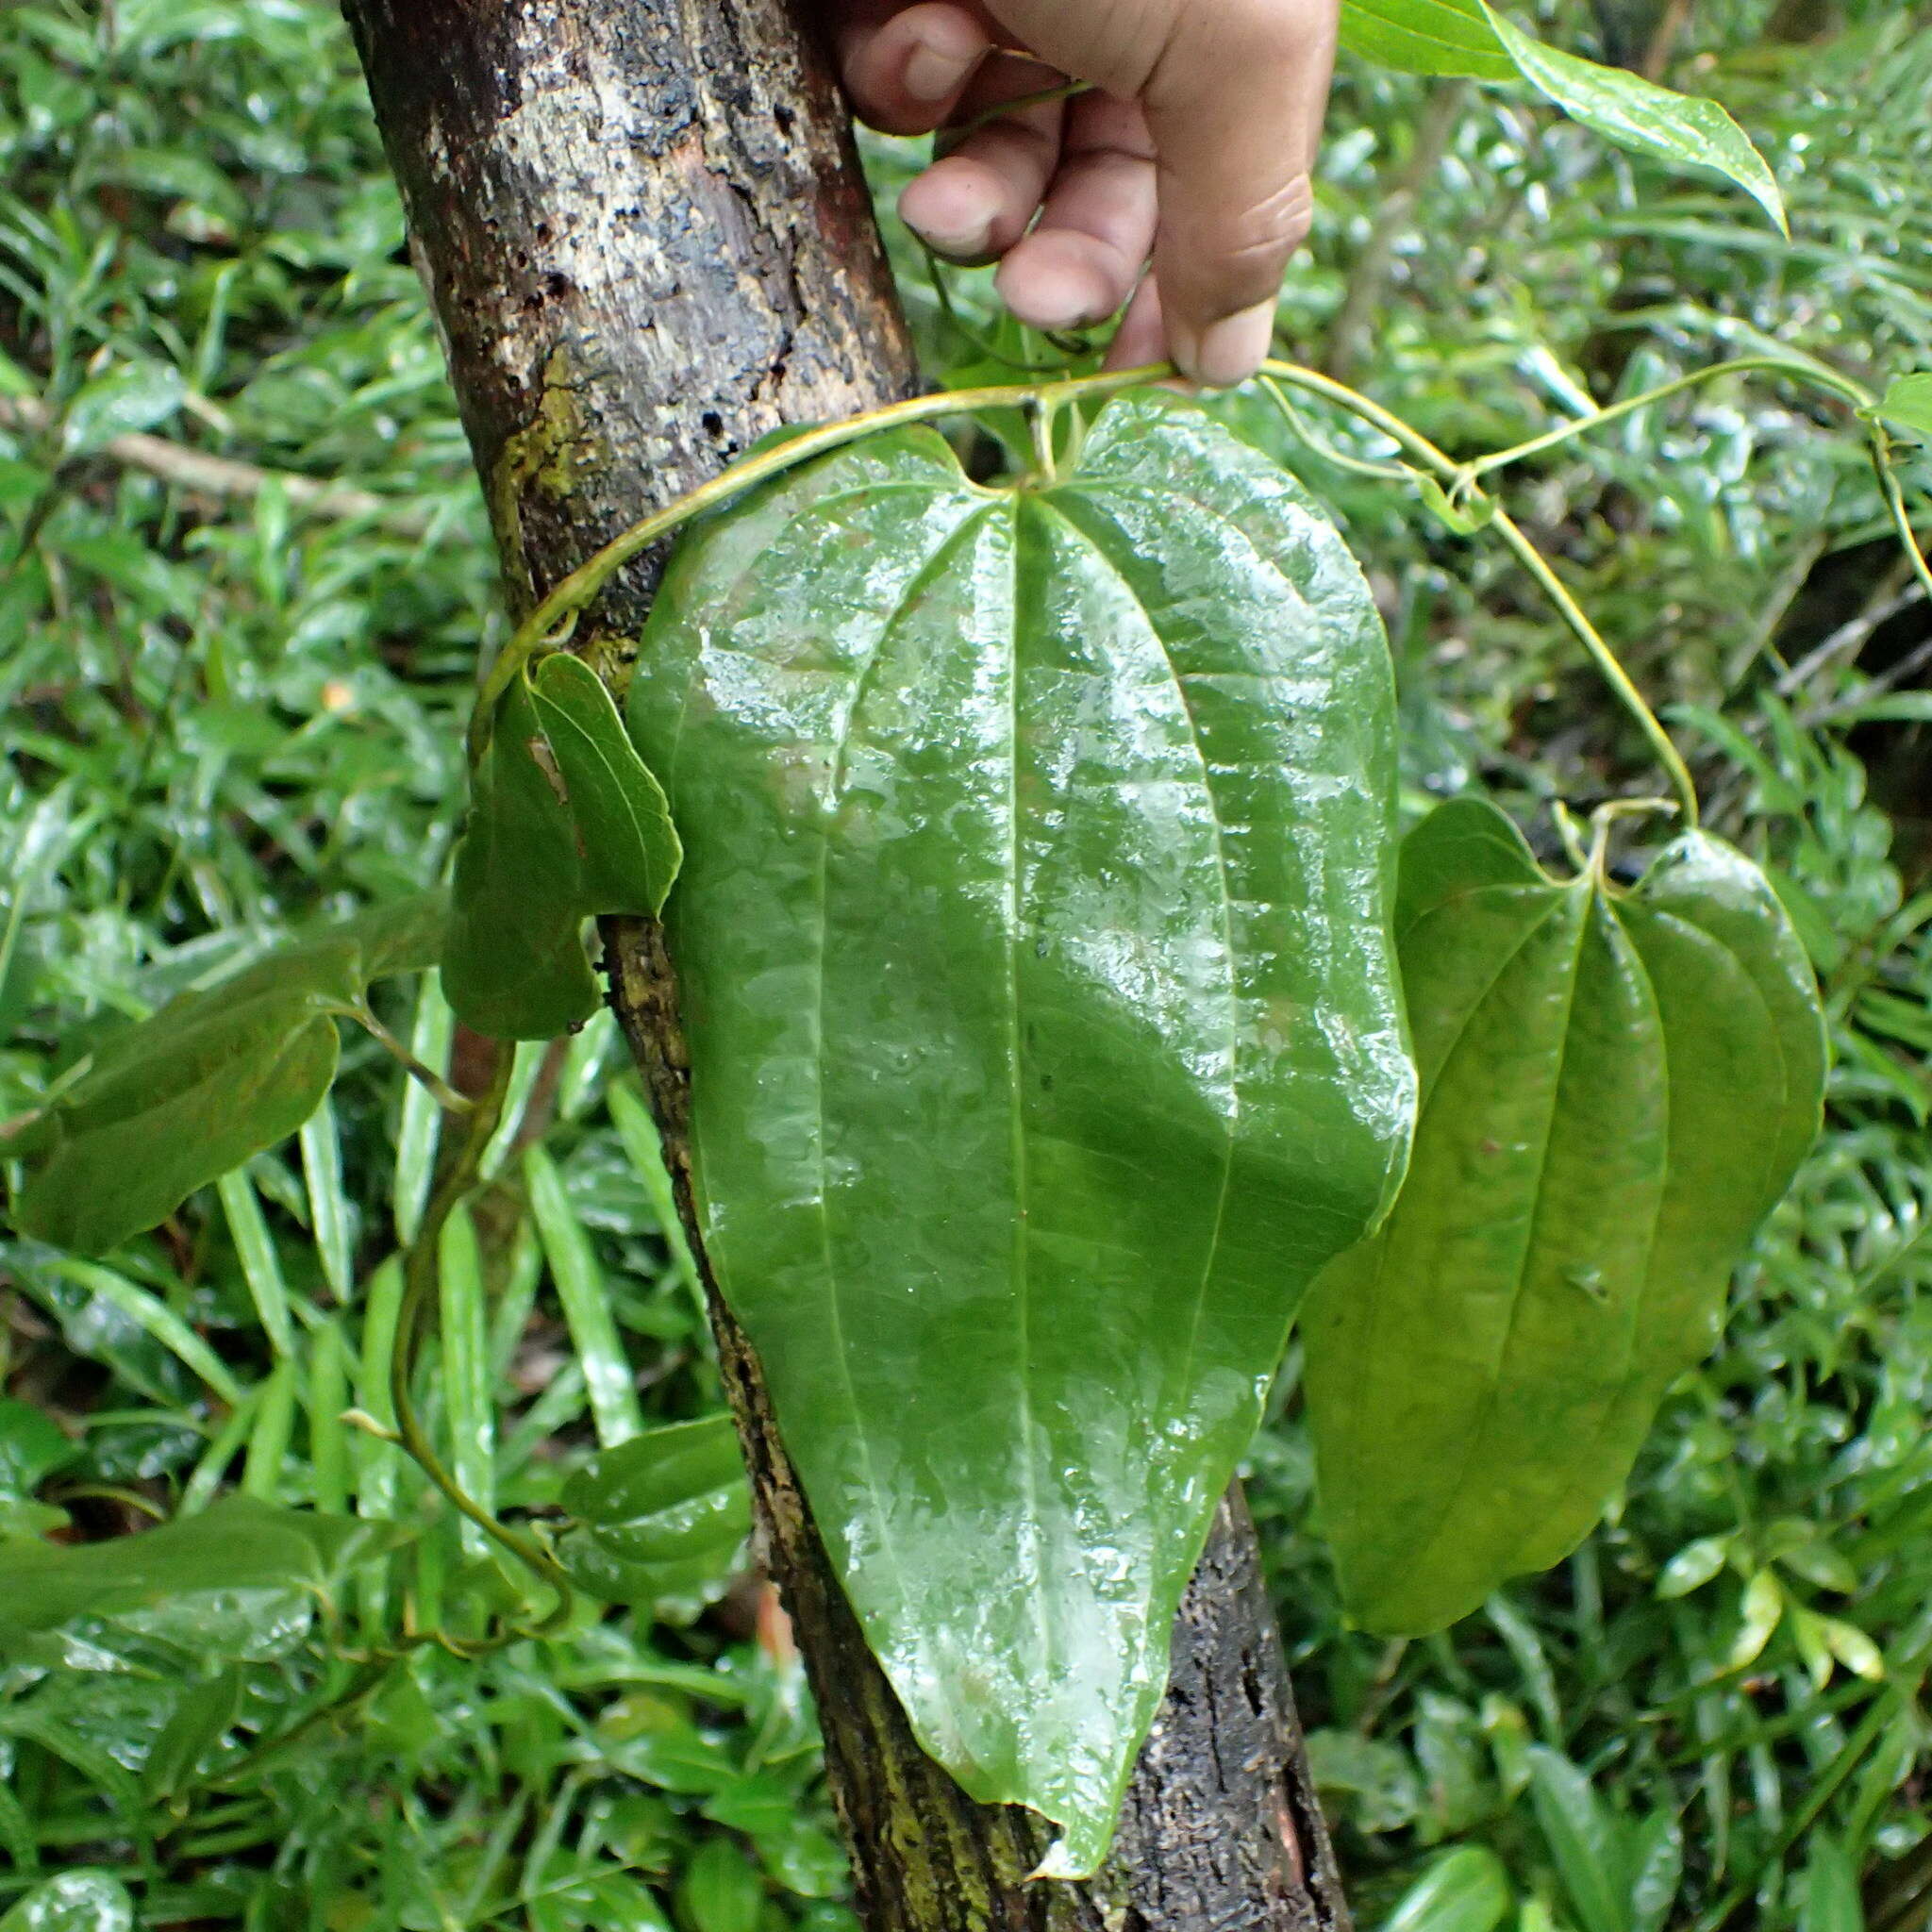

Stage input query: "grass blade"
[
  {"left": 525, "top": 1143, "right": 641, "bottom": 1447},
  {"left": 217, "top": 1167, "right": 297, "bottom": 1357}
]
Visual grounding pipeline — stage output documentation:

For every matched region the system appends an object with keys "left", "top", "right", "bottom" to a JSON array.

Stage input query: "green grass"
[{"left": 3, "top": 2, "right": 1930, "bottom": 1927}]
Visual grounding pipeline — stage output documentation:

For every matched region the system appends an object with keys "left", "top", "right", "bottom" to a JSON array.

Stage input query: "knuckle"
[{"left": 1212, "top": 172, "right": 1315, "bottom": 291}]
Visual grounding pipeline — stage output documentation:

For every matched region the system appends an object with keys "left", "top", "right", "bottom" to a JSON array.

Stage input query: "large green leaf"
[
  {"left": 1305, "top": 800, "right": 1824, "bottom": 1636},
  {"left": 628, "top": 392, "right": 1414, "bottom": 1874},
  {"left": 443, "top": 654, "right": 681, "bottom": 1040},
  {"left": 8, "top": 894, "right": 446, "bottom": 1254},
  {"left": 1340, "top": 1, "right": 1785, "bottom": 232}
]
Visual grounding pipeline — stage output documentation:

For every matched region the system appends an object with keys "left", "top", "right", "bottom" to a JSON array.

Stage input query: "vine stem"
[
  {"left": 389, "top": 1043, "right": 575, "bottom": 1643},
  {"left": 474, "top": 347, "right": 1932, "bottom": 828},
  {"left": 469, "top": 365, "right": 1174, "bottom": 758},
  {"left": 1257, "top": 364, "right": 1703, "bottom": 827}
]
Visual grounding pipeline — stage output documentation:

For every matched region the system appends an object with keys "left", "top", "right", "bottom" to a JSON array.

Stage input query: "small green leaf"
[
  {"left": 677, "top": 1840, "right": 763, "bottom": 1932},
  {"left": 1416, "top": 473, "right": 1496, "bottom": 535},
  {"left": 526, "top": 653, "right": 682, "bottom": 916},
  {"left": 443, "top": 673, "right": 602, "bottom": 1041},
  {"left": 1481, "top": 8, "right": 1786, "bottom": 235},
  {"left": 8, "top": 894, "right": 446, "bottom": 1255},
  {"left": 1381, "top": 1846, "right": 1514, "bottom": 1932},
  {"left": 142, "top": 1669, "right": 244, "bottom": 1799},
  {"left": 443, "top": 657, "right": 681, "bottom": 1041},
  {"left": 1798, "top": 1835, "right": 1866, "bottom": 1932},
  {"left": 559, "top": 1414, "right": 749, "bottom": 1614},
  {"left": 1875, "top": 374, "right": 1932, "bottom": 444},
  {"left": 60, "top": 360, "right": 187, "bottom": 455},
  {"left": 0, "top": 1399, "right": 77, "bottom": 1501},
  {"left": 1726, "top": 1569, "right": 1785, "bottom": 1672},
  {"left": 1526, "top": 1750, "right": 1621, "bottom": 1932},
  {"left": 1820, "top": 1617, "right": 1884, "bottom": 1683},
  {"left": 0, "top": 1495, "right": 408, "bottom": 1649},
  {"left": 0, "top": 1873, "right": 134, "bottom": 1932},
  {"left": 1656, "top": 1536, "right": 1730, "bottom": 1599}
]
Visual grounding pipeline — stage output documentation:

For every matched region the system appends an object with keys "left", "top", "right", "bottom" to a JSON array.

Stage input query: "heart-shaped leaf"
[
  {"left": 8, "top": 894, "right": 446, "bottom": 1255},
  {"left": 443, "top": 654, "right": 681, "bottom": 1041},
  {"left": 1304, "top": 799, "right": 1824, "bottom": 1636},
  {"left": 628, "top": 392, "right": 1414, "bottom": 1874}
]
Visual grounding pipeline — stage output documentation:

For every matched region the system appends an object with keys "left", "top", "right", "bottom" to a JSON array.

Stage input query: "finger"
[
  {"left": 1141, "top": 0, "right": 1338, "bottom": 386},
  {"left": 837, "top": 2, "right": 995, "bottom": 137},
  {"left": 993, "top": 92, "right": 1158, "bottom": 333},
  {"left": 1102, "top": 274, "right": 1167, "bottom": 374},
  {"left": 898, "top": 54, "right": 1066, "bottom": 264}
]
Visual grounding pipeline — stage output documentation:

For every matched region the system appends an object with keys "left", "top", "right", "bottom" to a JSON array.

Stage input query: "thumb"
[{"left": 1140, "top": 0, "right": 1337, "bottom": 386}]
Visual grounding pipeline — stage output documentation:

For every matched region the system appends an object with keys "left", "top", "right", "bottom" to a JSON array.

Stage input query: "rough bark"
[{"left": 343, "top": 4, "right": 1349, "bottom": 1925}]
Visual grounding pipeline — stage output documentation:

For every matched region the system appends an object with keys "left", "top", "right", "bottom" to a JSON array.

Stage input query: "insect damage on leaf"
[
  {"left": 1304, "top": 798, "right": 1826, "bottom": 1638},
  {"left": 627, "top": 391, "right": 1416, "bottom": 1875}
]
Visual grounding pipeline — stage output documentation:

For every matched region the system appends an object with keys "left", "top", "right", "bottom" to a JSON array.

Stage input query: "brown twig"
[{"left": 0, "top": 392, "right": 443, "bottom": 535}]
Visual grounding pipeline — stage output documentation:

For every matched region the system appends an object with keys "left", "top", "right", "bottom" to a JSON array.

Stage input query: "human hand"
[{"left": 822, "top": 0, "right": 1340, "bottom": 387}]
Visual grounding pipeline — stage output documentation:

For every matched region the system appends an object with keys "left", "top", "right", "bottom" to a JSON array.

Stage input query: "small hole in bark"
[
  {"left": 546, "top": 270, "right": 571, "bottom": 298},
  {"left": 702, "top": 410, "right": 725, "bottom": 439},
  {"left": 774, "top": 104, "right": 795, "bottom": 135}
]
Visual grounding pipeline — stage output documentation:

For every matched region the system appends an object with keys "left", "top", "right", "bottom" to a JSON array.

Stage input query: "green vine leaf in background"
[
  {"left": 443, "top": 653, "right": 681, "bottom": 1041},
  {"left": 1875, "top": 372, "right": 1932, "bottom": 442},
  {"left": 1304, "top": 799, "right": 1826, "bottom": 1638},
  {"left": 1341, "top": 0, "right": 1787, "bottom": 232},
  {"left": 626, "top": 391, "right": 1416, "bottom": 1876},
  {"left": 7, "top": 894, "right": 445, "bottom": 1255},
  {"left": 558, "top": 1414, "right": 752, "bottom": 1621},
  {"left": 0, "top": 1494, "right": 410, "bottom": 1649}
]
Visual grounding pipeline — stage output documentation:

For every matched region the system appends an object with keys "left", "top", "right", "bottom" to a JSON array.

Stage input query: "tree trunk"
[{"left": 342, "top": 4, "right": 1350, "bottom": 1925}]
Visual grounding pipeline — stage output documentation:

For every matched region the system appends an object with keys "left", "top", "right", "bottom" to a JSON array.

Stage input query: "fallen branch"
[{"left": 0, "top": 391, "right": 446, "bottom": 537}]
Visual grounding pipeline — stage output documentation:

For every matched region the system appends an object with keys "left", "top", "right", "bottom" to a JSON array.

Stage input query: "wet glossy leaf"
[
  {"left": 1306, "top": 799, "right": 1824, "bottom": 1636},
  {"left": 1876, "top": 374, "right": 1932, "bottom": 444},
  {"left": 1340, "top": 0, "right": 1515, "bottom": 80},
  {"left": 1341, "top": 1, "right": 1784, "bottom": 231},
  {"left": 0, "top": 1494, "right": 409, "bottom": 1648},
  {"left": 142, "top": 1669, "right": 243, "bottom": 1799},
  {"left": 527, "top": 653, "right": 682, "bottom": 916},
  {"left": 1482, "top": 9, "right": 1786, "bottom": 235},
  {"left": 525, "top": 1862, "right": 674, "bottom": 1932},
  {"left": 1381, "top": 1846, "right": 1514, "bottom": 1932},
  {"left": 0, "top": 1873, "right": 134, "bottom": 1932},
  {"left": 444, "top": 674, "right": 600, "bottom": 1040},
  {"left": 677, "top": 1839, "right": 763, "bottom": 1932},
  {"left": 629, "top": 392, "right": 1413, "bottom": 1874},
  {"left": 8, "top": 894, "right": 444, "bottom": 1253},
  {"left": 0, "top": 1398, "right": 77, "bottom": 1499},
  {"left": 59, "top": 359, "right": 186, "bottom": 455},
  {"left": 559, "top": 1414, "right": 750, "bottom": 1613},
  {"left": 444, "top": 657, "right": 680, "bottom": 1040}
]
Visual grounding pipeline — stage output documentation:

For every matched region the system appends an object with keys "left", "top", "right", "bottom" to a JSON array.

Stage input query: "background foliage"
[{"left": 1, "top": 1, "right": 1929, "bottom": 1927}]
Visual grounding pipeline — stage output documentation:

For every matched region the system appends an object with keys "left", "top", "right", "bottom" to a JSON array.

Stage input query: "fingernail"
[
  {"left": 903, "top": 30, "right": 979, "bottom": 103},
  {"left": 1172, "top": 300, "right": 1278, "bottom": 390}
]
